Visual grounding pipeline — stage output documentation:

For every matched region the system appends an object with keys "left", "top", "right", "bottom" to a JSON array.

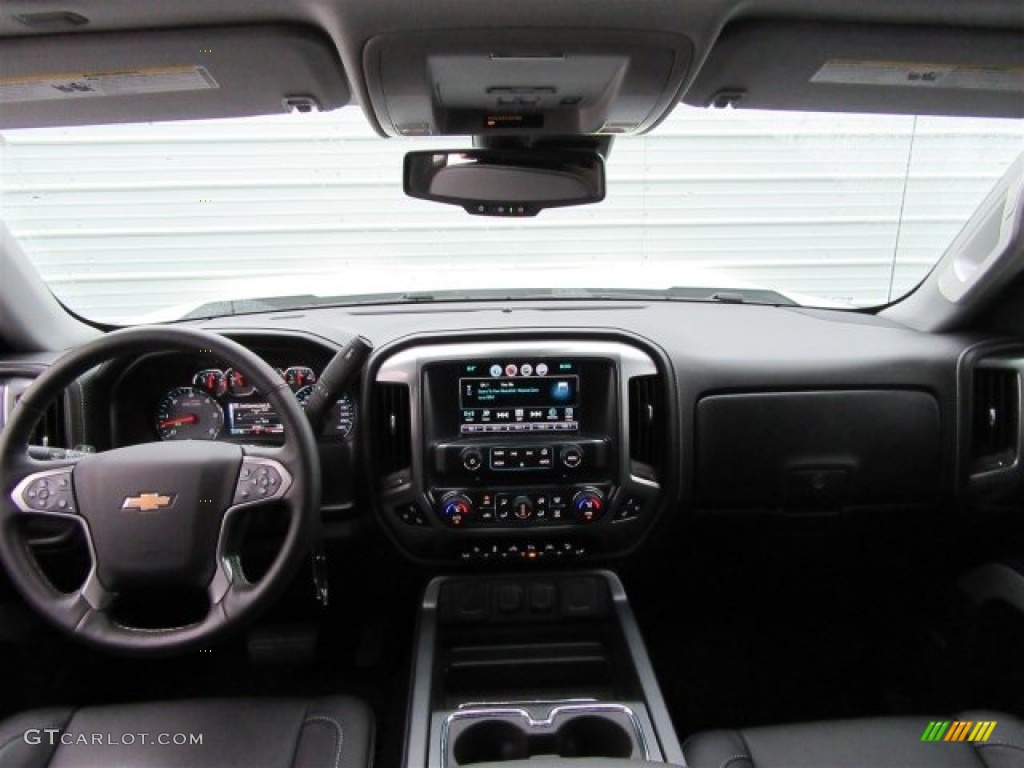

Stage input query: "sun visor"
[
  {"left": 0, "top": 25, "right": 350, "bottom": 129},
  {"left": 684, "top": 20, "right": 1024, "bottom": 118},
  {"left": 363, "top": 29, "right": 692, "bottom": 136}
]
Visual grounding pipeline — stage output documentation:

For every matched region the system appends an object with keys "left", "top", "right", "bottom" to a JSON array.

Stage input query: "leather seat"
[
  {"left": 0, "top": 696, "right": 372, "bottom": 768},
  {"left": 683, "top": 710, "right": 1024, "bottom": 768}
]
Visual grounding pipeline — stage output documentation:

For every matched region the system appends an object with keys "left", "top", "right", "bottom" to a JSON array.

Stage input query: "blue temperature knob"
[{"left": 572, "top": 489, "right": 605, "bottom": 523}]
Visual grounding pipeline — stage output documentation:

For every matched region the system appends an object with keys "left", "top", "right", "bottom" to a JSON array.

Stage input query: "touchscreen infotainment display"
[{"left": 458, "top": 360, "right": 579, "bottom": 434}]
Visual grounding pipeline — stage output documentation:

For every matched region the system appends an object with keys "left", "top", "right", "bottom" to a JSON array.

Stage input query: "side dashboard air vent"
[
  {"left": 374, "top": 383, "right": 412, "bottom": 477},
  {"left": 24, "top": 394, "right": 69, "bottom": 449},
  {"left": 3, "top": 379, "right": 69, "bottom": 448},
  {"left": 628, "top": 375, "right": 665, "bottom": 482},
  {"left": 971, "top": 366, "right": 1019, "bottom": 473}
]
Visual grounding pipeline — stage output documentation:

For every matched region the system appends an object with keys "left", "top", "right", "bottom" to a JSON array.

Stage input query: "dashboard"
[{"left": 2, "top": 298, "right": 998, "bottom": 567}]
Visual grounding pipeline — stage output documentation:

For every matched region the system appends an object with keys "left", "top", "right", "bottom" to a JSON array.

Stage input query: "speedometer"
[
  {"left": 295, "top": 386, "right": 356, "bottom": 439},
  {"left": 155, "top": 387, "right": 224, "bottom": 441}
]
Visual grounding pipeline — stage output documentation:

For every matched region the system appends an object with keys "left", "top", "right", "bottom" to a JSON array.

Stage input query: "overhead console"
[
  {"left": 369, "top": 337, "right": 673, "bottom": 564},
  {"left": 362, "top": 29, "right": 693, "bottom": 136}
]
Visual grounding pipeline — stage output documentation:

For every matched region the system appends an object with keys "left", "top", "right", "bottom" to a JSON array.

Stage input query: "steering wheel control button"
[
  {"left": 19, "top": 471, "right": 77, "bottom": 514},
  {"left": 233, "top": 459, "right": 290, "bottom": 505}
]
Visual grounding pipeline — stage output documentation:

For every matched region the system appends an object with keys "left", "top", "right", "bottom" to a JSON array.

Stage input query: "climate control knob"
[
  {"left": 461, "top": 447, "right": 484, "bottom": 472},
  {"left": 572, "top": 488, "right": 605, "bottom": 523},
  {"left": 512, "top": 495, "right": 534, "bottom": 520},
  {"left": 439, "top": 493, "right": 474, "bottom": 527},
  {"left": 560, "top": 444, "right": 583, "bottom": 469}
]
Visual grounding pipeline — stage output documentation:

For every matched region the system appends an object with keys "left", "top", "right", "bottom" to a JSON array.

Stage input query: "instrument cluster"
[{"left": 154, "top": 365, "right": 355, "bottom": 442}]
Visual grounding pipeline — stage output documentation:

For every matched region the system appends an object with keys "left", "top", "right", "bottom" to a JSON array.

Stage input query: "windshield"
[{"left": 1, "top": 106, "right": 1021, "bottom": 323}]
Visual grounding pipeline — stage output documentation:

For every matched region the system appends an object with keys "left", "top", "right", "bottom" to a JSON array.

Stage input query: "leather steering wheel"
[{"left": 0, "top": 326, "right": 320, "bottom": 654}]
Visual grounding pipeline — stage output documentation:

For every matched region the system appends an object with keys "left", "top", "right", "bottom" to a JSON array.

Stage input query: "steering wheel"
[{"left": 0, "top": 326, "right": 320, "bottom": 654}]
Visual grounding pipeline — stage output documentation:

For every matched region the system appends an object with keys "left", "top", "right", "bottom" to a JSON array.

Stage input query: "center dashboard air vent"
[
  {"left": 971, "top": 365, "right": 1020, "bottom": 474},
  {"left": 374, "top": 382, "right": 412, "bottom": 478},
  {"left": 628, "top": 375, "right": 664, "bottom": 482}
]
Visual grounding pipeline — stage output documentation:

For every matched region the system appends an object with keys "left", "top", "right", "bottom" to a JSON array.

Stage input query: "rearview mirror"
[{"left": 403, "top": 149, "right": 605, "bottom": 216}]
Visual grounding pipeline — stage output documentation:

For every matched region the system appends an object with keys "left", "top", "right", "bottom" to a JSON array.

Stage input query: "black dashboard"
[{"left": 2, "top": 298, "right": 1002, "bottom": 567}]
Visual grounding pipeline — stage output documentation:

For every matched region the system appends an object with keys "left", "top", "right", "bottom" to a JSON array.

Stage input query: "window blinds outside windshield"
[{"left": 1, "top": 108, "right": 1021, "bottom": 322}]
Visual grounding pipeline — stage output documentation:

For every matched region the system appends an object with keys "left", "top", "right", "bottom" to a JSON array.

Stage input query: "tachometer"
[
  {"left": 155, "top": 387, "right": 224, "bottom": 441},
  {"left": 295, "top": 386, "right": 356, "bottom": 439}
]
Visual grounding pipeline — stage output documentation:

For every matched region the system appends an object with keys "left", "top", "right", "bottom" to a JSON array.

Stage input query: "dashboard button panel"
[
  {"left": 458, "top": 540, "right": 588, "bottom": 563},
  {"left": 431, "top": 485, "right": 610, "bottom": 527}
]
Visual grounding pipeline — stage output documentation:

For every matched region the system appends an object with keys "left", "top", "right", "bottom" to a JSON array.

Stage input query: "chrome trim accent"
[
  {"left": 456, "top": 697, "right": 597, "bottom": 710},
  {"left": 208, "top": 455, "right": 293, "bottom": 604},
  {"left": 79, "top": 567, "right": 114, "bottom": 612},
  {"left": 440, "top": 702, "right": 651, "bottom": 766},
  {"left": 121, "top": 492, "right": 175, "bottom": 512}
]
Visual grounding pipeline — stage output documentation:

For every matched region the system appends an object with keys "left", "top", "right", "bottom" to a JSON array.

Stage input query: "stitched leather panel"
[
  {"left": 0, "top": 708, "right": 75, "bottom": 768},
  {"left": 683, "top": 714, "right": 1024, "bottom": 768},
  {"left": 0, "top": 696, "right": 371, "bottom": 768}
]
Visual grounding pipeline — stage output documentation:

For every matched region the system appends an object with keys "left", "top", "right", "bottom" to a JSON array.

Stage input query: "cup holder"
[
  {"left": 453, "top": 721, "right": 529, "bottom": 763},
  {"left": 447, "top": 706, "right": 641, "bottom": 766},
  {"left": 556, "top": 715, "right": 633, "bottom": 757}
]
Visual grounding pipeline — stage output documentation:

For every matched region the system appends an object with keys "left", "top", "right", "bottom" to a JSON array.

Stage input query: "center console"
[
  {"left": 404, "top": 571, "right": 685, "bottom": 767},
  {"left": 370, "top": 338, "right": 670, "bottom": 563}
]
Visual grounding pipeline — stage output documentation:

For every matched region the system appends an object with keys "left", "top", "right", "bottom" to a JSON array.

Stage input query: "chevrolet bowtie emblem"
[{"left": 122, "top": 493, "right": 175, "bottom": 512}]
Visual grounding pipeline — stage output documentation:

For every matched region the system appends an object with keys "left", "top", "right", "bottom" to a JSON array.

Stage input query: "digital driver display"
[
  {"left": 227, "top": 401, "right": 283, "bottom": 437},
  {"left": 459, "top": 360, "right": 579, "bottom": 434}
]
